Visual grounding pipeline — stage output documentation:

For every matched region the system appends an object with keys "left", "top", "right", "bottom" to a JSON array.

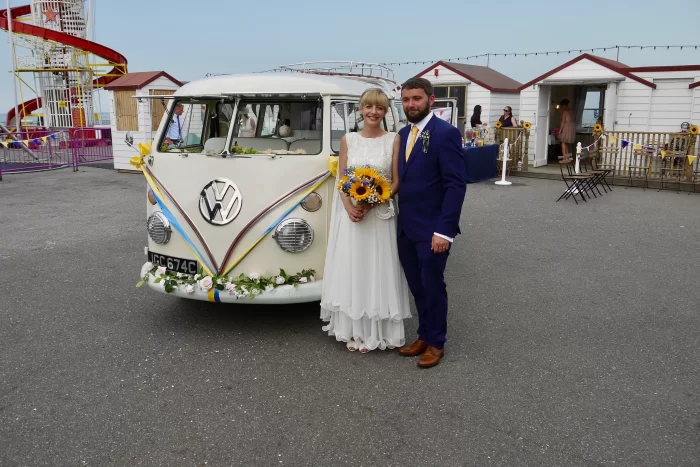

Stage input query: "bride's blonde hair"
[{"left": 360, "top": 88, "right": 389, "bottom": 110}]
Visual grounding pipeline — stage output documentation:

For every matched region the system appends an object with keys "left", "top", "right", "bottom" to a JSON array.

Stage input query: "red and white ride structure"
[{"left": 0, "top": 0, "right": 127, "bottom": 130}]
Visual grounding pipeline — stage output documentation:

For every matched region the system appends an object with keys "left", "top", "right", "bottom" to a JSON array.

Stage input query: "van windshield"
[
  {"left": 230, "top": 99, "right": 323, "bottom": 155},
  {"left": 159, "top": 98, "right": 235, "bottom": 153}
]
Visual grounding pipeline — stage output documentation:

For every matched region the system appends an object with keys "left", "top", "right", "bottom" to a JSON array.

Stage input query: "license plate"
[{"left": 148, "top": 251, "right": 199, "bottom": 275}]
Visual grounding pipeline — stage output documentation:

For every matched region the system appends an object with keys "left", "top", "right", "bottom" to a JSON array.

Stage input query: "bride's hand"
[{"left": 344, "top": 203, "right": 364, "bottom": 222}]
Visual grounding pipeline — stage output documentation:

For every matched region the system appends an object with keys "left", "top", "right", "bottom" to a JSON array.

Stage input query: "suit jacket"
[{"left": 397, "top": 115, "right": 467, "bottom": 242}]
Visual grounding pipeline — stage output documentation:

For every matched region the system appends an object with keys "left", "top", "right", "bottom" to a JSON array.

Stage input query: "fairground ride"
[{"left": 0, "top": 0, "right": 127, "bottom": 131}]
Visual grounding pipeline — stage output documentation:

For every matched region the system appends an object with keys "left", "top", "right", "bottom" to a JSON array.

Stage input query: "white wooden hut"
[
  {"left": 103, "top": 71, "right": 183, "bottom": 171},
  {"left": 413, "top": 61, "right": 522, "bottom": 134},
  {"left": 518, "top": 54, "right": 700, "bottom": 167}
]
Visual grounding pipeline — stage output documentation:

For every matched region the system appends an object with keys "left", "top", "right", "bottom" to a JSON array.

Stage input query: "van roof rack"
[{"left": 267, "top": 61, "right": 401, "bottom": 92}]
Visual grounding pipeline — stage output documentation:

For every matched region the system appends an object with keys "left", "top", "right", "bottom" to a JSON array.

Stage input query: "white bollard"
[
  {"left": 575, "top": 142, "right": 582, "bottom": 174},
  {"left": 495, "top": 138, "right": 512, "bottom": 186}
]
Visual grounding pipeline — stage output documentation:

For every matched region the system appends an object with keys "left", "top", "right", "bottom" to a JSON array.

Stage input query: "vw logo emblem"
[{"left": 199, "top": 178, "right": 242, "bottom": 226}]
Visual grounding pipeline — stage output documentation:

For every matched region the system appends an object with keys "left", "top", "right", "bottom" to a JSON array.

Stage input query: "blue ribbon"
[
  {"left": 148, "top": 188, "right": 216, "bottom": 276},
  {"left": 260, "top": 172, "right": 332, "bottom": 237}
]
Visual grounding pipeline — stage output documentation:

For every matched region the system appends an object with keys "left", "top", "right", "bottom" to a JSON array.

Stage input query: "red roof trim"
[
  {"left": 414, "top": 61, "right": 520, "bottom": 93},
  {"left": 627, "top": 64, "right": 700, "bottom": 72},
  {"left": 104, "top": 71, "right": 182, "bottom": 90},
  {"left": 690, "top": 81, "right": 700, "bottom": 89},
  {"left": 518, "top": 54, "right": 656, "bottom": 90}
]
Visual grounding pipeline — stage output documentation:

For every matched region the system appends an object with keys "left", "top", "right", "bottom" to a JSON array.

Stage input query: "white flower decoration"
[
  {"left": 141, "top": 262, "right": 154, "bottom": 276},
  {"left": 298, "top": 277, "right": 308, "bottom": 284},
  {"left": 309, "top": 275, "right": 316, "bottom": 282},
  {"left": 251, "top": 288, "right": 261, "bottom": 297},
  {"left": 275, "top": 276, "right": 285, "bottom": 285},
  {"left": 184, "top": 284, "right": 195, "bottom": 294},
  {"left": 155, "top": 266, "right": 167, "bottom": 278},
  {"left": 199, "top": 276, "right": 213, "bottom": 291},
  {"left": 248, "top": 273, "right": 260, "bottom": 281},
  {"left": 194, "top": 274, "right": 202, "bottom": 281},
  {"left": 265, "top": 284, "right": 275, "bottom": 293}
]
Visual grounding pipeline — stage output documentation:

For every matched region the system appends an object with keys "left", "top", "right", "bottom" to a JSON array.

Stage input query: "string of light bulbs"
[{"left": 377, "top": 44, "right": 700, "bottom": 66}]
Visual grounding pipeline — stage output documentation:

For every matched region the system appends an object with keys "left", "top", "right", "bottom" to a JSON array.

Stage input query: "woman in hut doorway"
[
  {"left": 498, "top": 106, "right": 518, "bottom": 127},
  {"left": 557, "top": 99, "right": 576, "bottom": 157}
]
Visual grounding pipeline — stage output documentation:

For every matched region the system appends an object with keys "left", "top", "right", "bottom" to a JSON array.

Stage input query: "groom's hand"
[{"left": 431, "top": 235, "right": 450, "bottom": 254}]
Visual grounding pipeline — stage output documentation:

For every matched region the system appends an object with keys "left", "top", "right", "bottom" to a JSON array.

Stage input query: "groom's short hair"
[{"left": 401, "top": 77, "right": 433, "bottom": 97}]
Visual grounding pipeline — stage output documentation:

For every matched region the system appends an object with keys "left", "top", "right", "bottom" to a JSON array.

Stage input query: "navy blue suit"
[{"left": 397, "top": 115, "right": 467, "bottom": 349}]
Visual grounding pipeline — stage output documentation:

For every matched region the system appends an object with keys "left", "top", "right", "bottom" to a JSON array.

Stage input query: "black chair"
[{"left": 557, "top": 155, "right": 597, "bottom": 204}]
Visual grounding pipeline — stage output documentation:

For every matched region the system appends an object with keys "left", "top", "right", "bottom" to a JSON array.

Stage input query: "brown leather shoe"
[
  {"left": 398, "top": 339, "right": 428, "bottom": 357},
  {"left": 417, "top": 346, "right": 444, "bottom": 368}
]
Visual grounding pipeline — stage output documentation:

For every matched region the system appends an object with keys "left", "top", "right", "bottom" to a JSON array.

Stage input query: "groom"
[{"left": 396, "top": 77, "right": 467, "bottom": 368}]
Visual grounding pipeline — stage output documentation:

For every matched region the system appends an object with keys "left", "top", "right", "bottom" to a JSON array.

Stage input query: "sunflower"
[
  {"left": 522, "top": 121, "right": 532, "bottom": 130},
  {"left": 593, "top": 123, "right": 603, "bottom": 133},
  {"left": 494, "top": 121, "right": 502, "bottom": 129},
  {"left": 349, "top": 181, "right": 371, "bottom": 201},
  {"left": 690, "top": 125, "right": 699, "bottom": 136},
  {"left": 374, "top": 178, "right": 391, "bottom": 202},
  {"left": 354, "top": 167, "right": 380, "bottom": 180}
]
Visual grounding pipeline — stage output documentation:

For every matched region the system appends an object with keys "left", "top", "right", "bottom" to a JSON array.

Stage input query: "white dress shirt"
[
  {"left": 166, "top": 115, "right": 184, "bottom": 140},
  {"left": 407, "top": 111, "right": 454, "bottom": 243}
]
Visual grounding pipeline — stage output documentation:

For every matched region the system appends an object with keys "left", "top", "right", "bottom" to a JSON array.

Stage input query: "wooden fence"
[
  {"left": 496, "top": 127, "right": 530, "bottom": 171},
  {"left": 591, "top": 130, "right": 699, "bottom": 181}
]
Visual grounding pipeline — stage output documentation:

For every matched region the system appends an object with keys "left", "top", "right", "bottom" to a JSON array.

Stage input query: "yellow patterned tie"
[{"left": 405, "top": 125, "right": 419, "bottom": 161}]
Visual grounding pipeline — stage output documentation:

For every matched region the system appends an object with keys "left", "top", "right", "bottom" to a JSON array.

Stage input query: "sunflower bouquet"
[{"left": 337, "top": 165, "right": 391, "bottom": 205}]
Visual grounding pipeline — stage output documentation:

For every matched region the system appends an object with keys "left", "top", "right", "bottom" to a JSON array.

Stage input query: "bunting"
[{"left": 1, "top": 132, "right": 60, "bottom": 148}]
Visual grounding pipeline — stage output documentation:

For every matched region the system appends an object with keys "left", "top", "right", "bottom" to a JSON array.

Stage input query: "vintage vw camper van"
[{"left": 132, "top": 63, "right": 458, "bottom": 303}]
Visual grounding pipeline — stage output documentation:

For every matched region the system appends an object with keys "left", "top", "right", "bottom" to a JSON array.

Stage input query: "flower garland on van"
[{"left": 137, "top": 263, "right": 316, "bottom": 299}]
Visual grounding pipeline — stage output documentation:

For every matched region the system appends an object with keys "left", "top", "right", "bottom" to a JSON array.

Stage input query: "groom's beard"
[{"left": 405, "top": 103, "right": 431, "bottom": 124}]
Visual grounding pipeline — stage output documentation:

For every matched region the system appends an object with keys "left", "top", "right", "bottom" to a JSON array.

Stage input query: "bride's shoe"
[
  {"left": 359, "top": 341, "right": 370, "bottom": 353},
  {"left": 346, "top": 339, "right": 358, "bottom": 351}
]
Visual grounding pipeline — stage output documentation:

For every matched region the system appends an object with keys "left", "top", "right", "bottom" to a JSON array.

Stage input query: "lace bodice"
[{"left": 345, "top": 132, "right": 396, "bottom": 182}]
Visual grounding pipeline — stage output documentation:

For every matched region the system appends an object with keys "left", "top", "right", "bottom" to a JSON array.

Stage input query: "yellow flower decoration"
[
  {"left": 328, "top": 156, "right": 339, "bottom": 177},
  {"left": 375, "top": 179, "right": 391, "bottom": 202},
  {"left": 138, "top": 142, "right": 152, "bottom": 157},
  {"left": 349, "top": 182, "right": 370, "bottom": 201},
  {"left": 494, "top": 121, "right": 502, "bottom": 129},
  {"left": 522, "top": 121, "right": 532, "bottom": 130},
  {"left": 593, "top": 123, "right": 603, "bottom": 133},
  {"left": 690, "top": 125, "right": 699, "bottom": 136},
  {"left": 355, "top": 167, "right": 380, "bottom": 180},
  {"left": 129, "top": 156, "right": 144, "bottom": 169}
]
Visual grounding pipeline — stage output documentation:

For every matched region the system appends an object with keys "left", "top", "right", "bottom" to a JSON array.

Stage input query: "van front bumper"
[{"left": 142, "top": 265, "right": 322, "bottom": 304}]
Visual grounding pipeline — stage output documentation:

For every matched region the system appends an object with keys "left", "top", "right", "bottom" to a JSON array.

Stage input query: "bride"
[{"left": 320, "top": 88, "right": 411, "bottom": 353}]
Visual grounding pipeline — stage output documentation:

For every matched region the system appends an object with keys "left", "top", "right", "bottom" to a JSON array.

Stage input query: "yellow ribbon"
[
  {"left": 328, "top": 155, "right": 338, "bottom": 177},
  {"left": 688, "top": 155, "right": 697, "bottom": 165},
  {"left": 139, "top": 142, "right": 151, "bottom": 157},
  {"left": 129, "top": 142, "right": 152, "bottom": 169},
  {"left": 129, "top": 156, "right": 143, "bottom": 168}
]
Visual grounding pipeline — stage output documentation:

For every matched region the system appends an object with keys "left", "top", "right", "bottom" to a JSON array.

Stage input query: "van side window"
[
  {"left": 230, "top": 100, "right": 322, "bottom": 155},
  {"left": 331, "top": 100, "right": 393, "bottom": 153}
]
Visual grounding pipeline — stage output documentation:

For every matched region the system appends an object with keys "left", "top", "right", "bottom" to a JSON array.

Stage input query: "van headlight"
[
  {"left": 273, "top": 218, "right": 314, "bottom": 252},
  {"left": 147, "top": 212, "right": 171, "bottom": 244}
]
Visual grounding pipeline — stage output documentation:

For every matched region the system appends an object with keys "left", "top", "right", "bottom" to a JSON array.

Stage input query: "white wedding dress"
[{"left": 320, "top": 132, "right": 411, "bottom": 350}]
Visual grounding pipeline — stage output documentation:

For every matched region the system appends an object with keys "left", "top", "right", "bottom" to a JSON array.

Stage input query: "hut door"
[
  {"left": 535, "top": 85, "right": 551, "bottom": 167},
  {"left": 603, "top": 82, "right": 617, "bottom": 131}
]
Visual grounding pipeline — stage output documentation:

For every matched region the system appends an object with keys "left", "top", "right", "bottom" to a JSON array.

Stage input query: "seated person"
[
  {"left": 238, "top": 105, "right": 256, "bottom": 137},
  {"left": 165, "top": 104, "right": 185, "bottom": 144}
]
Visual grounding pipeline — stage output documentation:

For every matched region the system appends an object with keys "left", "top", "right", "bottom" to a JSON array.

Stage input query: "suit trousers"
[{"left": 397, "top": 231, "right": 449, "bottom": 349}]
